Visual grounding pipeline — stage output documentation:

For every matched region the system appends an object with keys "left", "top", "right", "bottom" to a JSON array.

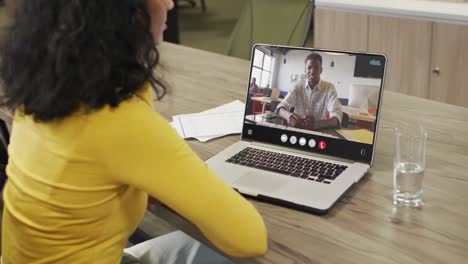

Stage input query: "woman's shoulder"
[{"left": 82, "top": 87, "right": 169, "bottom": 142}]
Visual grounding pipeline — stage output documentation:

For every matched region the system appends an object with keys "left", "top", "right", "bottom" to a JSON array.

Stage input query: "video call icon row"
[{"left": 281, "top": 134, "right": 326, "bottom": 150}]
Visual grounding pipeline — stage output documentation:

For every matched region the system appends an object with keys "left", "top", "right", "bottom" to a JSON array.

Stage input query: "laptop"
[{"left": 206, "top": 44, "right": 387, "bottom": 214}]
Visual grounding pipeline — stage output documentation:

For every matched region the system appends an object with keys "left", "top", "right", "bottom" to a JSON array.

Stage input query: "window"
[{"left": 252, "top": 49, "right": 273, "bottom": 88}]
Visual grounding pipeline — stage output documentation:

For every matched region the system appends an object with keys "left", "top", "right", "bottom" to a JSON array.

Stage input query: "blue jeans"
[{"left": 122, "top": 231, "right": 233, "bottom": 264}]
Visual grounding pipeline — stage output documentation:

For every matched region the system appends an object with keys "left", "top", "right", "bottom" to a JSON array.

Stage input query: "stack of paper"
[
  {"left": 336, "top": 129, "right": 374, "bottom": 144},
  {"left": 170, "top": 100, "right": 245, "bottom": 142}
]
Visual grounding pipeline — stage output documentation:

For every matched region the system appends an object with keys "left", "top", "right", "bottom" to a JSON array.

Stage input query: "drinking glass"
[{"left": 393, "top": 124, "right": 428, "bottom": 207}]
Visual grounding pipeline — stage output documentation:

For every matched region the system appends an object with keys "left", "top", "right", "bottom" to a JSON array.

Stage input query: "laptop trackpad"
[{"left": 232, "top": 172, "right": 288, "bottom": 195}]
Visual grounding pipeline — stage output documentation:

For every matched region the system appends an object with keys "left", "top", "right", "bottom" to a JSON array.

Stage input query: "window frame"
[{"left": 252, "top": 50, "right": 273, "bottom": 88}]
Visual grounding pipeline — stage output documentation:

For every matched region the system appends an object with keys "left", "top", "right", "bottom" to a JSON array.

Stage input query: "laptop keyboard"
[{"left": 226, "top": 147, "right": 348, "bottom": 184}]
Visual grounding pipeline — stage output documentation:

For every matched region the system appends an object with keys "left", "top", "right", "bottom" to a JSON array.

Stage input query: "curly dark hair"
[{"left": 0, "top": 0, "right": 166, "bottom": 122}]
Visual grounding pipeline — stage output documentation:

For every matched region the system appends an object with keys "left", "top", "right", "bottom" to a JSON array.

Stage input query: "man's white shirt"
[{"left": 276, "top": 79, "right": 343, "bottom": 123}]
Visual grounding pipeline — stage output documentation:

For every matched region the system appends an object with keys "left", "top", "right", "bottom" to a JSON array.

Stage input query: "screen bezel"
[{"left": 241, "top": 44, "right": 387, "bottom": 165}]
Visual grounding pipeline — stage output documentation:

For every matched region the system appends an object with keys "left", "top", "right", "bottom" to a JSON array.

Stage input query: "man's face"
[{"left": 305, "top": 59, "right": 322, "bottom": 84}]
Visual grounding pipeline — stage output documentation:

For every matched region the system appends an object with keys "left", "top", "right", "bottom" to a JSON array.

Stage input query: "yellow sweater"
[{"left": 1, "top": 85, "right": 267, "bottom": 263}]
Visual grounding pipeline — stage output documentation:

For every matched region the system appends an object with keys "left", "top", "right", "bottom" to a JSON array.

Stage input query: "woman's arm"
[{"left": 91, "top": 98, "right": 267, "bottom": 258}]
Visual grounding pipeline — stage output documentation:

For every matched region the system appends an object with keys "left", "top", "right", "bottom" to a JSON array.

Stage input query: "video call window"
[{"left": 245, "top": 46, "right": 385, "bottom": 146}]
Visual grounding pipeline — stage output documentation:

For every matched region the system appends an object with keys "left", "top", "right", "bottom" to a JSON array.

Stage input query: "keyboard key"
[{"left": 291, "top": 172, "right": 301, "bottom": 177}]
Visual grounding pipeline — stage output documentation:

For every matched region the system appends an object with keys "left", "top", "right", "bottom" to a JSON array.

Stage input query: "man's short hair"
[{"left": 305, "top": 53, "right": 322, "bottom": 66}]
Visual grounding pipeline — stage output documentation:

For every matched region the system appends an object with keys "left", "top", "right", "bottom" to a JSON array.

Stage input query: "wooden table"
[{"left": 151, "top": 42, "right": 468, "bottom": 263}]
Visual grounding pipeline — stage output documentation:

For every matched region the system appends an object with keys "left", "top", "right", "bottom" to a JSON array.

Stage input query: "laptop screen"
[{"left": 242, "top": 45, "right": 386, "bottom": 163}]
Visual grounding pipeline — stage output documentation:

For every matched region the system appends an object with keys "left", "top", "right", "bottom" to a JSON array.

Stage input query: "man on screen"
[{"left": 276, "top": 53, "right": 342, "bottom": 131}]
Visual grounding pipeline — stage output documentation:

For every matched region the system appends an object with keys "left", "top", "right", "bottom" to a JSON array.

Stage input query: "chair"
[
  {"left": 226, "top": 0, "right": 314, "bottom": 60},
  {"left": 348, "top": 84, "right": 380, "bottom": 110},
  {"left": 251, "top": 93, "right": 264, "bottom": 115},
  {"left": 348, "top": 84, "right": 379, "bottom": 131},
  {"left": 179, "top": 0, "right": 206, "bottom": 12},
  {"left": 338, "top": 98, "right": 349, "bottom": 106},
  {"left": 0, "top": 118, "right": 9, "bottom": 254},
  {"left": 279, "top": 91, "right": 288, "bottom": 98},
  {"left": 262, "top": 88, "right": 272, "bottom": 97},
  {"left": 341, "top": 112, "right": 349, "bottom": 128},
  {"left": 0, "top": 118, "right": 9, "bottom": 193},
  {"left": 269, "top": 100, "right": 281, "bottom": 113}
]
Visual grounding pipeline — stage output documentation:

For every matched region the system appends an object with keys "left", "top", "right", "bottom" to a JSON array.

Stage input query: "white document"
[
  {"left": 170, "top": 100, "right": 245, "bottom": 142},
  {"left": 176, "top": 111, "right": 244, "bottom": 138},
  {"left": 170, "top": 116, "right": 185, "bottom": 139},
  {"left": 201, "top": 100, "right": 245, "bottom": 114}
]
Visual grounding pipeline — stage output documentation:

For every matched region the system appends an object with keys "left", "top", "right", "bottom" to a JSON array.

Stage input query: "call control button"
[
  {"left": 299, "top": 137, "right": 306, "bottom": 146},
  {"left": 290, "top": 136, "right": 297, "bottom": 145},
  {"left": 308, "top": 139, "right": 316, "bottom": 148},
  {"left": 318, "top": 140, "right": 327, "bottom": 150},
  {"left": 281, "top": 134, "right": 288, "bottom": 143}
]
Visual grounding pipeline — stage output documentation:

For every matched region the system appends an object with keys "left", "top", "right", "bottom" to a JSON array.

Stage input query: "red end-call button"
[{"left": 318, "top": 140, "right": 327, "bottom": 150}]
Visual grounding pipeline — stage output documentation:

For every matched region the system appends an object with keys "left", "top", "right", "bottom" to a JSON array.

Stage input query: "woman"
[{"left": 0, "top": 0, "right": 267, "bottom": 263}]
